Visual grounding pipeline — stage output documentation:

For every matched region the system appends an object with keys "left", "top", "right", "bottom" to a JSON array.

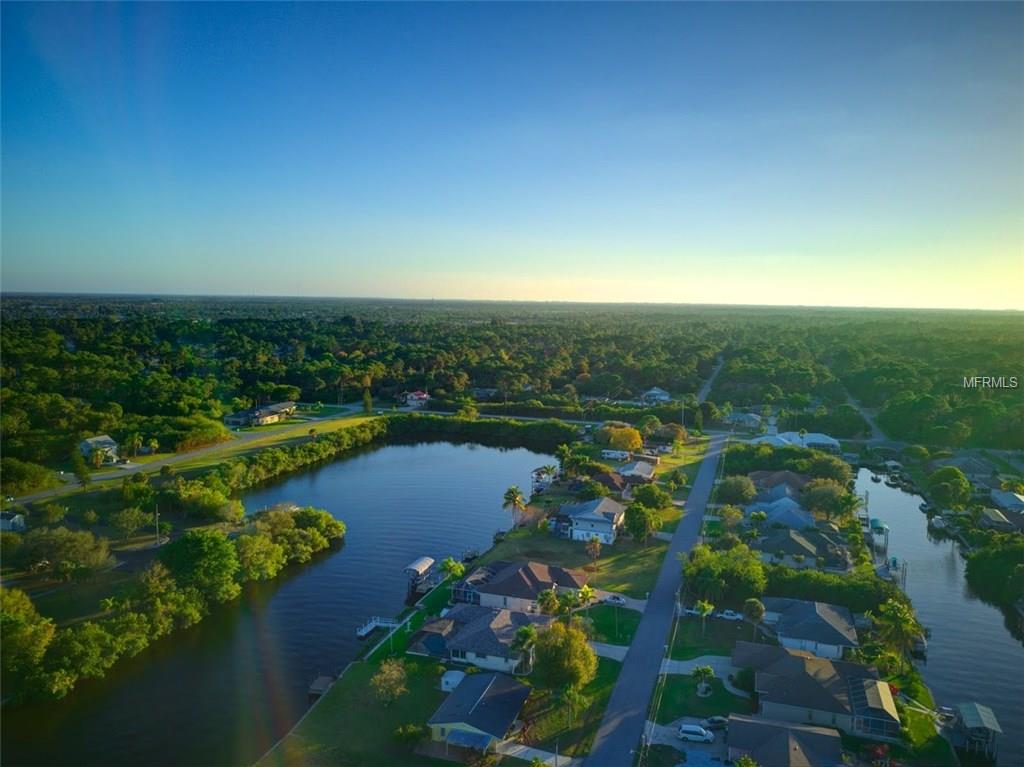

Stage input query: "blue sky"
[{"left": 2, "top": 2, "right": 1022, "bottom": 308}]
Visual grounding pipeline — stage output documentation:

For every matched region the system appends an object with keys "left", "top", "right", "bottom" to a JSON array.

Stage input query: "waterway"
[
  {"left": 1, "top": 441, "right": 551, "bottom": 767},
  {"left": 857, "top": 469, "right": 1024, "bottom": 766}
]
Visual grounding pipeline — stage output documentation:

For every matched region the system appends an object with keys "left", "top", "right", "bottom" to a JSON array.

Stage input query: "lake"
[
  {"left": 1, "top": 441, "right": 552, "bottom": 767},
  {"left": 856, "top": 469, "right": 1024, "bottom": 766}
]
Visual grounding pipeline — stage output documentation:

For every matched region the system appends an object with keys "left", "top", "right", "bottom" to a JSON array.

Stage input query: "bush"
[{"left": 717, "top": 476, "right": 756, "bottom": 505}]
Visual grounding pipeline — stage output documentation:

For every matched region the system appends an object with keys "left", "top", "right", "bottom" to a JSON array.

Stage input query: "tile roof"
[
  {"left": 428, "top": 672, "right": 531, "bottom": 739},
  {"left": 726, "top": 715, "right": 843, "bottom": 767},
  {"left": 461, "top": 561, "right": 587, "bottom": 600},
  {"left": 412, "top": 604, "right": 551, "bottom": 659},
  {"left": 762, "top": 598, "right": 858, "bottom": 648}
]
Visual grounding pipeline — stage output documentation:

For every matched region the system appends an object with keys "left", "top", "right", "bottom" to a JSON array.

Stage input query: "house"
[
  {"left": 78, "top": 435, "right": 119, "bottom": 464},
  {"left": 725, "top": 412, "right": 763, "bottom": 430},
  {"left": 531, "top": 467, "right": 556, "bottom": 493},
  {"left": 750, "top": 432, "right": 841, "bottom": 453},
  {"left": 453, "top": 561, "right": 587, "bottom": 612},
  {"left": 405, "top": 390, "right": 431, "bottom": 408},
  {"left": 556, "top": 497, "right": 627, "bottom": 544},
  {"left": 592, "top": 471, "right": 627, "bottom": 495},
  {"left": 640, "top": 387, "right": 671, "bottom": 404},
  {"left": 601, "top": 449, "right": 630, "bottom": 461},
  {"left": 0, "top": 512, "right": 26, "bottom": 532},
  {"left": 748, "top": 470, "right": 811, "bottom": 496},
  {"left": 746, "top": 498, "right": 816, "bottom": 531},
  {"left": 427, "top": 672, "right": 530, "bottom": 754},
  {"left": 978, "top": 507, "right": 1015, "bottom": 532},
  {"left": 726, "top": 715, "right": 844, "bottom": 767},
  {"left": 761, "top": 598, "right": 858, "bottom": 659},
  {"left": 990, "top": 489, "right": 1024, "bottom": 514},
  {"left": 732, "top": 642, "right": 900, "bottom": 739},
  {"left": 619, "top": 461, "right": 655, "bottom": 483},
  {"left": 224, "top": 401, "right": 297, "bottom": 427},
  {"left": 754, "top": 528, "right": 851, "bottom": 571},
  {"left": 408, "top": 604, "right": 552, "bottom": 673}
]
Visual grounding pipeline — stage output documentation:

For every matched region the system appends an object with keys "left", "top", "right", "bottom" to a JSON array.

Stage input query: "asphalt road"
[{"left": 584, "top": 434, "right": 726, "bottom": 767}]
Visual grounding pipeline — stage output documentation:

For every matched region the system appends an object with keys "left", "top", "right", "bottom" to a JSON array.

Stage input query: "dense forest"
[{"left": 1, "top": 296, "right": 1021, "bottom": 494}]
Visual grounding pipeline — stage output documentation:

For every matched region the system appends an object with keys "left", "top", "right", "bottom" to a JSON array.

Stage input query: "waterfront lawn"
[
  {"left": 523, "top": 657, "right": 621, "bottom": 757},
  {"left": 586, "top": 603, "right": 642, "bottom": 645},
  {"left": 258, "top": 657, "right": 449, "bottom": 767},
  {"left": 655, "top": 677, "right": 754, "bottom": 724},
  {"left": 31, "top": 568, "right": 136, "bottom": 625},
  {"left": 670, "top": 617, "right": 768, "bottom": 660},
  {"left": 840, "top": 714, "right": 957, "bottom": 767}
]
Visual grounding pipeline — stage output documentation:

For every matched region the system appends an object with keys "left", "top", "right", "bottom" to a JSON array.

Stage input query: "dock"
[
  {"left": 308, "top": 674, "right": 334, "bottom": 699},
  {"left": 356, "top": 616, "right": 401, "bottom": 639}
]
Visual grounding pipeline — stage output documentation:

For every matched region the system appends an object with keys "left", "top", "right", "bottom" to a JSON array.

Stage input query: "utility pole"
[{"left": 154, "top": 503, "right": 160, "bottom": 547}]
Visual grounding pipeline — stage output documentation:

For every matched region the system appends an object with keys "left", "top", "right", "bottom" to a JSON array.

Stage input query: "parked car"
[
  {"left": 699, "top": 716, "right": 729, "bottom": 731},
  {"left": 678, "top": 724, "right": 714, "bottom": 743},
  {"left": 717, "top": 609, "right": 743, "bottom": 621},
  {"left": 604, "top": 595, "right": 627, "bottom": 606},
  {"left": 682, "top": 605, "right": 703, "bottom": 616}
]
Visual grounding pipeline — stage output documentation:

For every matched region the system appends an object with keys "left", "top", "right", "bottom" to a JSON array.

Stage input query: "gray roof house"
[
  {"left": 754, "top": 528, "right": 851, "bottom": 571},
  {"left": 761, "top": 598, "right": 858, "bottom": 659},
  {"left": 557, "top": 497, "right": 627, "bottom": 544},
  {"left": 619, "top": 461, "right": 655, "bottom": 482},
  {"left": 0, "top": 512, "right": 26, "bottom": 532},
  {"left": 990, "top": 489, "right": 1024, "bottom": 514},
  {"left": 409, "top": 604, "right": 552, "bottom": 673},
  {"left": 641, "top": 387, "right": 671, "bottom": 403},
  {"left": 78, "top": 435, "right": 119, "bottom": 462},
  {"left": 453, "top": 560, "right": 587, "bottom": 612},
  {"left": 732, "top": 641, "right": 900, "bottom": 739},
  {"left": 747, "top": 497, "right": 816, "bottom": 531},
  {"left": 726, "top": 714, "right": 843, "bottom": 767},
  {"left": 428, "top": 672, "right": 531, "bottom": 753}
]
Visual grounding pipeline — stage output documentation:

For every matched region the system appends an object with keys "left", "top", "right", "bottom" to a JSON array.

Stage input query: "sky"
[{"left": 2, "top": 2, "right": 1022, "bottom": 309}]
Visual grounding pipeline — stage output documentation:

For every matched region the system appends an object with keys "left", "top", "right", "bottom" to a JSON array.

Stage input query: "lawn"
[
  {"left": 522, "top": 657, "right": 622, "bottom": 757},
  {"left": 365, "top": 581, "right": 453, "bottom": 662},
  {"left": 28, "top": 568, "right": 136, "bottom": 625},
  {"left": 670, "top": 617, "right": 768, "bottom": 660},
  {"left": 479, "top": 526, "right": 669, "bottom": 599},
  {"left": 635, "top": 744, "right": 684, "bottom": 767},
  {"left": 840, "top": 712, "right": 957, "bottom": 767},
  {"left": 655, "top": 676, "right": 754, "bottom": 724},
  {"left": 258, "top": 657, "right": 452, "bottom": 767},
  {"left": 586, "top": 603, "right": 642, "bottom": 645},
  {"left": 657, "top": 504, "right": 683, "bottom": 533},
  {"left": 654, "top": 439, "right": 709, "bottom": 488}
]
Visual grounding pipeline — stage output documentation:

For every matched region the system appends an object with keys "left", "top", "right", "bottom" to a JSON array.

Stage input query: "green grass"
[
  {"left": 702, "top": 519, "right": 723, "bottom": 537},
  {"left": 657, "top": 504, "right": 683, "bottom": 533},
  {"left": 522, "top": 658, "right": 621, "bottom": 757},
  {"left": 840, "top": 712, "right": 958, "bottom": 767},
  {"left": 635, "top": 744, "right": 684, "bottom": 767},
  {"left": 670, "top": 617, "right": 768, "bottom": 660},
  {"left": 479, "top": 526, "right": 669, "bottom": 599},
  {"left": 258, "top": 657, "right": 452, "bottom": 767},
  {"left": 586, "top": 603, "right": 642, "bottom": 645},
  {"left": 655, "top": 677, "right": 754, "bottom": 724},
  {"left": 366, "top": 581, "right": 452, "bottom": 662},
  {"left": 28, "top": 568, "right": 136, "bottom": 624}
]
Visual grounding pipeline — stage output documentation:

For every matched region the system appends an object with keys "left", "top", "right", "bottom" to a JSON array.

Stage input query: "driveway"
[
  {"left": 593, "top": 591, "right": 647, "bottom": 613},
  {"left": 646, "top": 719, "right": 728, "bottom": 766},
  {"left": 584, "top": 435, "right": 727, "bottom": 767},
  {"left": 590, "top": 641, "right": 629, "bottom": 661}
]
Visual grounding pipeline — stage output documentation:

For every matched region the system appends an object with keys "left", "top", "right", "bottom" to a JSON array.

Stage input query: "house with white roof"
[
  {"left": 555, "top": 497, "right": 626, "bottom": 544},
  {"left": 750, "top": 431, "right": 841, "bottom": 453},
  {"left": 640, "top": 387, "right": 671, "bottom": 404}
]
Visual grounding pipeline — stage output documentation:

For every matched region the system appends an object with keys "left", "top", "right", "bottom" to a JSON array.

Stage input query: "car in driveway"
[
  {"left": 604, "top": 594, "right": 627, "bottom": 606},
  {"left": 678, "top": 724, "right": 714, "bottom": 742},
  {"left": 716, "top": 609, "right": 743, "bottom": 621},
  {"left": 699, "top": 715, "right": 728, "bottom": 731},
  {"left": 682, "top": 605, "right": 703, "bottom": 616}
]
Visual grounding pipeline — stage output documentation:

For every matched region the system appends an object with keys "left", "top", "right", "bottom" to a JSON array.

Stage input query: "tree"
[
  {"left": 717, "top": 476, "right": 756, "bottom": 505},
  {"left": 502, "top": 486, "right": 527, "bottom": 527},
  {"left": 719, "top": 505, "right": 744, "bottom": 530},
  {"left": 158, "top": 529, "right": 241, "bottom": 604},
  {"left": 71, "top": 449, "right": 91, "bottom": 492},
  {"left": 695, "top": 599, "right": 715, "bottom": 636},
  {"left": 18, "top": 527, "right": 115, "bottom": 581},
  {"left": 440, "top": 556, "right": 465, "bottom": 600},
  {"left": 511, "top": 624, "right": 538, "bottom": 673},
  {"left": 533, "top": 621, "right": 597, "bottom": 691},
  {"left": 538, "top": 587, "right": 560, "bottom": 616},
  {"left": 927, "top": 467, "right": 972, "bottom": 508},
  {"left": 734, "top": 756, "right": 761, "bottom": 767},
  {"left": 371, "top": 658, "right": 408, "bottom": 705},
  {"left": 692, "top": 664, "right": 715, "bottom": 695},
  {"left": 393, "top": 723, "right": 429, "bottom": 749},
  {"left": 743, "top": 597, "right": 765, "bottom": 640},
  {"left": 586, "top": 536, "right": 602, "bottom": 570},
  {"left": 625, "top": 502, "right": 661, "bottom": 544},
  {"left": 236, "top": 534, "right": 287, "bottom": 581},
  {"left": 578, "top": 584, "right": 595, "bottom": 616},
  {"left": 555, "top": 444, "right": 576, "bottom": 477},
  {"left": 632, "top": 483, "right": 672, "bottom": 510},
  {"left": 1, "top": 587, "right": 56, "bottom": 686},
  {"left": 749, "top": 510, "right": 768, "bottom": 531},
  {"left": 870, "top": 598, "right": 922, "bottom": 672},
  {"left": 110, "top": 507, "right": 149, "bottom": 539},
  {"left": 801, "top": 479, "right": 848, "bottom": 518},
  {"left": 308, "top": 428, "right": 317, "bottom": 442},
  {"left": 362, "top": 388, "right": 373, "bottom": 413},
  {"left": 37, "top": 503, "right": 68, "bottom": 525}
]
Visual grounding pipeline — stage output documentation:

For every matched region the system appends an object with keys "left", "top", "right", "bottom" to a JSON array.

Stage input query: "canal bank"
[{"left": 857, "top": 469, "right": 1023, "bottom": 766}]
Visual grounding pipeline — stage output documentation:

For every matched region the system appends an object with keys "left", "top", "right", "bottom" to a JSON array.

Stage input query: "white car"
[
  {"left": 717, "top": 609, "right": 743, "bottom": 621},
  {"left": 677, "top": 724, "right": 714, "bottom": 743},
  {"left": 604, "top": 595, "right": 627, "bottom": 606},
  {"left": 682, "top": 605, "right": 703, "bottom": 616}
]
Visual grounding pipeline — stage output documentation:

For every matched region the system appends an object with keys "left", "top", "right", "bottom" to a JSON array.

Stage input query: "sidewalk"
[
  {"left": 497, "top": 741, "right": 584, "bottom": 766},
  {"left": 659, "top": 654, "right": 750, "bottom": 697}
]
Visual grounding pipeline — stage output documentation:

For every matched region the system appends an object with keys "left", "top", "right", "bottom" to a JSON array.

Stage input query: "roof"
[
  {"left": 731, "top": 642, "right": 896, "bottom": 724},
  {"left": 405, "top": 556, "right": 435, "bottom": 576},
  {"left": 748, "top": 470, "right": 811, "bottom": 492},
  {"left": 755, "top": 528, "right": 849, "bottom": 568},
  {"left": 560, "top": 497, "right": 627, "bottom": 527},
  {"left": 80, "top": 434, "right": 117, "bottom": 447},
  {"left": 642, "top": 387, "right": 670, "bottom": 397},
  {"left": 928, "top": 455, "right": 994, "bottom": 478},
  {"left": 261, "top": 401, "right": 296, "bottom": 413},
  {"left": 990, "top": 490, "right": 1024, "bottom": 512},
  {"left": 412, "top": 604, "right": 551, "bottom": 659},
  {"left": 593, "top": 472, "right": 627, "bottom": 493},
  {"left": 726, "top": 715, "right": 843, "bottom": 767},
  {"left": 957, "top": 702, "right": 1002, "bottom": 733},
  {"left": 0, "top": 511, "right": 23, "bottom": 522},
  {"left": 750, "top": 433, "right": 840, "bottom": 450},
  {"left": 619, "top": 461, "right": 655, "bottom": 479},
  {"left": 461, "top": 561, "right": 587, "bottom": 600},
  {"left": 980, "top": 507, "right": 1011, "bottom": 526},
  {"left": 762, "top": 598, "right": 858, "bottom": 648},
  {"left": 428, "top": 672, "right": 531, "bottom": 739},
  {"left": 747, "top": 498, "right": 815, "bottom": 530}
]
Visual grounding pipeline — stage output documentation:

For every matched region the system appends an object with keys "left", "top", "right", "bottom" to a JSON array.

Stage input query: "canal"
[
  {"left": 857, "top": 469, "right": 1023, "bottom": 766},
  {"left": 1, "top": 441, "right": 552, "bottom": 767}
]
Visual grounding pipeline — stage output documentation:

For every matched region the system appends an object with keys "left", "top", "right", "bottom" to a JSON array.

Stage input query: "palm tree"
[
  {"left": 692, "top": 664, "right": 715, "bottom": 696},
  {"left": 511, "top": 624, "right": 538, "bottom": 673},
  {"left": 308, "top": 427, "right": 318, "bottom": 442},
  {"left": 537, "top": 587, "right": 560, "bottom": 616},
  {"left": 542, "top": 464, "right": 558, "bottom": 480},
  {"left": 503, "top": 486, "right": 527, "bottom": 527},
  {"left": 147, "top": 437, "right": 160, "bottom": 454},
  {"left": 577, "top": 584, "right": 595, "bottom": 617},
  {"left": 586, "top": 536, "right": 602, "bottom": 570},
  {"left": 440, "top": 556, "right": 465, "bottom": 602},
  {"left": 870, "top": 598, "right": 922, "bottom": 673},
  {"left": 743, "top": 598, "right": 765, "bottom": 641},
  {"left": 555, "top": 444, "right": 575, "bottom": 477},
  {"left": 130, "top": 433, "right": 143, "bottom": 458},
  {"left": 695, "top": 599, "right": 715, "bottom": 636},
  {"left": 560, "top": 685, "right": 589, "bottom": 728}
]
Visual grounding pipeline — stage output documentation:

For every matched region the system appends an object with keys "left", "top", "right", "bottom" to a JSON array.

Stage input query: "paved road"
[
  {"left": 584, "top": 434, "right": 726, "bottom": 767},
  {"left": 696, "top": 357, "right": 725, "bottom": 404},
  {"left": 843, "top": 388, "right": 888, "bottom": 443}
]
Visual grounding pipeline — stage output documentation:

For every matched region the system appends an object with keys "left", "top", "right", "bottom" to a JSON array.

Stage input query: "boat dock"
[{"left": 355, "top": 616, "right": 401, "bottom": 639}]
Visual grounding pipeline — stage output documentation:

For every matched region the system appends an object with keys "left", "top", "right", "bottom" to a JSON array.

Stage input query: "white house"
[
  {"left": 725, "top": 412, "right": 763, "bottom": 430},
  {"left": 78, "top": 435, "right": 119, "bottom": 464},
  {"left": 619, "top": 461, "right": 655, "bottom": 482},
  {"left": 558, "top": 497, "right": 626, "bottom": 544},
  {"left": 405, "top": 390, "right": 431, "bottom": 408},
  {"left": 601, "top": 449, "right": 630, "bottom": 461},
  {"left": 0, "top": 512, "right": 26, "bottom": 532},
  {"left": 750, "top": 431, "right": 841, "bottom": 453},
  {"left": 641, "top": 387, "right": 672, "bottom": 404},
  {"left": 761, "top": 597, "right": 859, "bottom": 659}
]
